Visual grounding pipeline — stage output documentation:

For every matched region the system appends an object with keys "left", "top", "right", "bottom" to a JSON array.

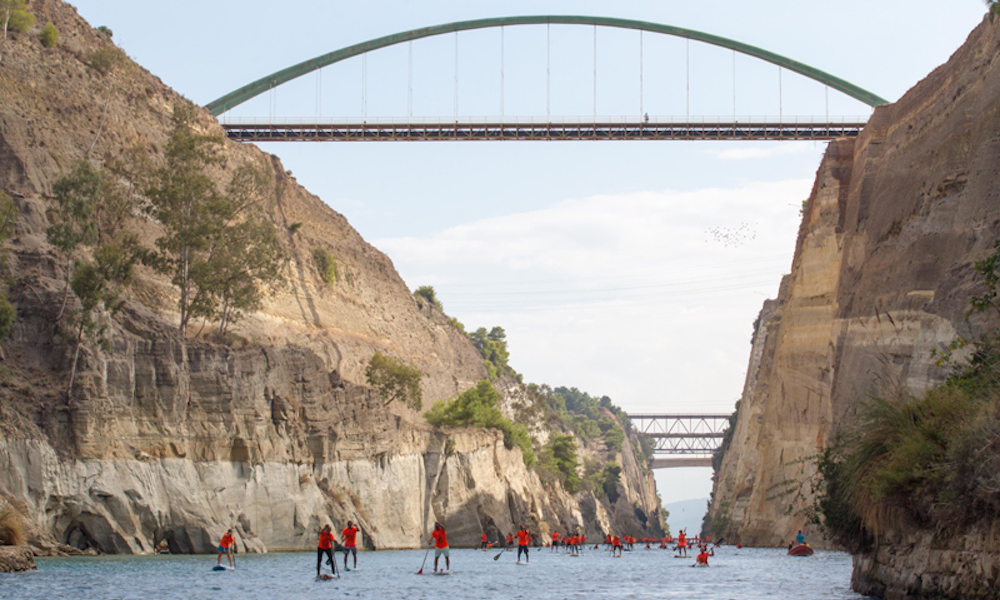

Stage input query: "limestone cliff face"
[
  {"left": 707, "top": 13, "right": 1000, "bottom": 553},
  {"left": 0, "top": 0, "right": 662, "bottom": 554}
]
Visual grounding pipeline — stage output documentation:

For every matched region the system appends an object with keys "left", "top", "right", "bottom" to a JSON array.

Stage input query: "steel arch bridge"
[
  {"left": 629, "top": 414, "right": 731, "bottom": 469},
  {"left": 208, "top": 15, "right": 887, "bottom": 142}
]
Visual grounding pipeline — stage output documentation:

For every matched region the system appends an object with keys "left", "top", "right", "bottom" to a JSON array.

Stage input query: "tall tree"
[
  {"left": 0, "top": 0, "right": 34, "bottom": 65},
  {"left": 147, "top": 104, "right": 284, "bottom": 336}
]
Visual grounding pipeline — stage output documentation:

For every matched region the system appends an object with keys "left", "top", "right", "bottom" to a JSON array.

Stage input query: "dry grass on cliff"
[{"left": 0, "top": 502, "right": 25, "bottom": 546}]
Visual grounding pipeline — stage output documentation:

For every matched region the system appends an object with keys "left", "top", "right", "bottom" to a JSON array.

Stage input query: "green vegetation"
[
  {"left": 48, "top": 160, "right": 142, "bottom": 393},
  {"left": 0, "top": 0, "right": 32, "bottom": 65},
  {"left": 414, "top": 285, "right": 442, "bottom": 311},
  {"left": 38, "top": 22, "right": 56, "bottom": 47},
  {"left": 467, "top": 326, "right": 515, "bottom": 381},
  {"left": 96, "top": 25, "right": 113, "bottom": 39},
  {"left": 145, "top": 104, "right": 285, "bottom": 336},
  {"left": 366, "top": 351, "right": 423, "bottom": 411},
  {"left": 425, "top": 380, "right": 535, "bottom": 466},
  {"left": 989, "top": 1, "right": 1000, "bottom": 21},
  {"left": 312, "top": 247, "right": 335, "bottom": 285},
  {"left": 88, "top": 45, "right": 126, "bottom": 75},
  {"left": 538, "top": 433, "right": 581, "bottom": 492},
  {"left": 0, "top": 192, "right": 16, "bottom": 352},
  {"left": 815, "top": 240, "right": 1000, "bottom": 552}
]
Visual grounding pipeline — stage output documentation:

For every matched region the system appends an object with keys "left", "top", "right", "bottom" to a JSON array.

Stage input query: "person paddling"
[
  {"left": 342, "top": 520, "right": 359, "bottom": 570},
  {"left": 430, "top": 521, "right": 450, "bottom": 573},
  {"left": 480, "top": 532, "right": 489, "bottom": 550},
  {"left": 611, "top": 534, "right": 623, "bottom": 557},
  {"left": 695, "top": 543, "right": 714, "bottom": 566},
  {"left": 676, "top": 529, "right": 688, "bottom": 557},
  {"left": 550, "top": 531, "right": 559, "bottom": 552},
  {"left": 317, "top": 524, "right": 336, "bottom": 578},
  {"left": 516, "top": 525, "right": 530, "bottom": 563},
  {"left": 216, "top": 529, "right": 235, "bottom": 568}
]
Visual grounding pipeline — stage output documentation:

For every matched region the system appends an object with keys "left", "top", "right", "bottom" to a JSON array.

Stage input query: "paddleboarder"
[
  {"left": 480, "top": 532, "right": 489, "bottom": 550},
  {"left": 342, "top": 520, "right": 359, "bottom": 570},
  {"left": 695, "top": 544, "right": 714, "bottom": 566},
  {"left": 430, "top": 521, "right": 450, "bottom": 573},
  {"left": 216, "top": 529, "right": 235, "bottom": 568},
  {"left": 317, "top": 524, "right": 335, "bottom": 577},
  {"left": 677, "top": 529, "right": 689, "bottom": 557},
  {"left": 516, "top": 525, "right": 530, "bottom": 563}
]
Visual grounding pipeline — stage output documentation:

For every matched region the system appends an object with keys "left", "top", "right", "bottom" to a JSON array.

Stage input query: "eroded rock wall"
[
  {"left": 708, "top": 13, "right": 1000, "bottom": 555},
  {"left": 0, "top": 0, "right": 663, "bottom": 553}
]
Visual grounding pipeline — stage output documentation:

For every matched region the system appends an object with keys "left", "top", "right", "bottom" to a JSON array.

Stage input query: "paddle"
[
  {"left": 493, "top": 546, "right": 507, "bottom": 561},
  {"left": 416, "top": 547, "right": 431, "bottom": 574}
]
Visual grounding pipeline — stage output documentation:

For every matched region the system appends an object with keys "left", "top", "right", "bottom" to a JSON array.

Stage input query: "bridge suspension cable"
[{"left": 206, "top": 15, "right": 888, "bottom": 117}]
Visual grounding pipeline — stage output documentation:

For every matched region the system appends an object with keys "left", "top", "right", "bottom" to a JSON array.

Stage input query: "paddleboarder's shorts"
[
  {"left": 218, "top": 546, "right": 230, "bottom": 552},
  {"left": 435, "top": 546, "right": 450, "bottom": 558},
  {"left": 343, "top": 545, "right": 357, "bottom": 555}
]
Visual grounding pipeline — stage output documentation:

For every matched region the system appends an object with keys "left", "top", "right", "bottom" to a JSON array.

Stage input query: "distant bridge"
[
  {"left": 208, "top": 15, "right": 886, "bottom": 142},
  {"left": 628, "top": 414, "right": 731, "bottom": 469}
]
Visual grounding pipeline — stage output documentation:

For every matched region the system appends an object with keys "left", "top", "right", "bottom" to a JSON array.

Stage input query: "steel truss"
[{"left": 629, "top": 414, "right": 731, "bottom": 456}]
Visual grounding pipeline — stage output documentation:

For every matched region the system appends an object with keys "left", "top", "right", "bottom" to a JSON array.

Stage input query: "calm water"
[{"left": 1, "top": 546, "right": 871, "bottom": 600}]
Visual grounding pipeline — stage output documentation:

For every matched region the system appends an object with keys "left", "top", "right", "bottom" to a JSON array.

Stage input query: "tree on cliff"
[
  {"left": 146, "top": 104, "right": 285, "bottom": 336},
  {"left": 47, "top": 160, "right": 142, "bottom": 395},
  {"left": 366, "top": 351, "right": 423, "bottom": 411},
  {"left": 0, "top": 0, "right": 34, "bottom": 65}
]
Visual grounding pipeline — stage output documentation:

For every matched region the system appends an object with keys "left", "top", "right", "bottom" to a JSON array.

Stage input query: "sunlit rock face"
[
  {"left": 0, "top": 0, "right": 664, "bottom": 554},
  {"left": 707, "top": 11, "right": 1000, "bottom": 578}
]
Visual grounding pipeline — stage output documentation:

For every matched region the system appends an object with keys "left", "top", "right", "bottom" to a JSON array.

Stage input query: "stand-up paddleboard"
[
  {"left": 516, "top": 561, "right": 529, "bottom": 565},
  {"left": 212, "top": 565, "right": 233, "bottom": 571},
  {"left": 433, "top": 570, "right": 452, "bottom": 576},
  {"left": 316, "top": 573, "right": 339, "bottom": 581},
  {"left": 691, "top": 563, "right": 710, "bottom": 568},
  {"left": 569, "top": 554, "right": 580, "bottom": 557}
]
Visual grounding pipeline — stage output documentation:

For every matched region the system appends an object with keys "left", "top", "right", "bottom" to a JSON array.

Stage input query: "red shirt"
[
  {"left": 481, "top": 533, "right": 488, "bottom": 542},
  {"left": 517, "top": 530, "right": 529, "bottom": 546},
  {"left": 318, "top": 530, "right": 334, "bottom": 550},
  {"left": 697, "top": 552, "right": 709, "bottom": 564},
  {"left": 432, "top": 527, "right": 449, "bottom": 549},
  {"left": 342, "top": 526, "right": 358, "bottom": 547},
  {"left": 220, "top": 532, "right": 234, "bottom": 549}
]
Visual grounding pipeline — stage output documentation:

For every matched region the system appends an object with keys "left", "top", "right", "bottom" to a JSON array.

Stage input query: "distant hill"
[{"left": 664, "top": 498, "right": 709, "bottom": 537}]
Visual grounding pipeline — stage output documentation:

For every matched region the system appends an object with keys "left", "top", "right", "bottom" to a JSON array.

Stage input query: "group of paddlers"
[{"left": 214, "top": 522, "right": 721, "bottom": 576}]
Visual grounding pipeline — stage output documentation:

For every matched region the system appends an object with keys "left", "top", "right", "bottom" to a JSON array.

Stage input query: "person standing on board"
[
  {"left": 480, "top": 532, "right": 489, "bottom": 550},
  {"left": 676, "top": 529, "right": 688, "bottom": 557},
  {"left": 506, "top": 532, "right": 514, "bottom": 548},
  {"left": 612, "top": 534, "right": 623, "bottom": 557},
  {"left": 216, "top": 529, "right": 235, "bottom": 568},
  {"left": 550, "top": 531, "right": 559, "bottom": 552},
  {"left": 430, "top": 521, "right": 450, "bottom": 573},
  {"left": 516, "top": 525, "right": 531, "bottom": 563},
  {"left": 317, "top": 524, "right": 335, "bottom": 577},
  {"left": 341, "top": 520, "right": 359, "bottom": 570}
]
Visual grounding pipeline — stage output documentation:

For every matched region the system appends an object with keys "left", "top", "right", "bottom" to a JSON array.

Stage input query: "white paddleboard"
[
  {"left": 516, "top": 561, "right": 530, "bottom": 565},
  {"left": 434, "top": 570, "right": 452, "bottom": 576}
]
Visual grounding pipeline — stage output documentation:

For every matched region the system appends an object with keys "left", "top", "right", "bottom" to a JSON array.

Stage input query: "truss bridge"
[{"left": 629, "top": 413, "right": 732, "bottom": 469}]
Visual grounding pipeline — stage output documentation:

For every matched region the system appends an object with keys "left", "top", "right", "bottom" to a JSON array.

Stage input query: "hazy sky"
[{"left": 68, "top": 1, "right": 990, "bottom": 505}]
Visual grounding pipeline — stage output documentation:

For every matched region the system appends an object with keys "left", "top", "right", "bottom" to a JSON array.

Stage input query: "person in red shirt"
[
  {"left": 481, "top": 532, "right": 489, "bottom": 550},
  {"left": 677, "top": 530, "right": 688, "bottom": 557},
  {"left": 506, "top": 533, "right": 514, "bottom": 548},
  {"left": 317, "top": 524, "right": 335, "bottom": 577},
  {"left": 430, "top": 521, "right": 450, "bottom": 572},
  {"left": 342, "top": 520, "right": 359, "bottom": 570},
  {"left": 612, "top": 535, "right": 623, "bottom": 557},
  {"left": 550, "top": 531, "right": 559, "bottom": 552},
  {"left": 216, "top": 529, "right": 235, "bottom": 568},
  {"left": 695, "top": 544, "right": 714, "bottom": 566},
  {"left": 516, "top": 525, "right": 530, "bottom": 563}
]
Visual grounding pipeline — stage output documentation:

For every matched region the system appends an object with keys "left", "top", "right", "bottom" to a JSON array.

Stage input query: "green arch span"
[{"left": 206, "top": 15, "right": 888, "bottom": 117}]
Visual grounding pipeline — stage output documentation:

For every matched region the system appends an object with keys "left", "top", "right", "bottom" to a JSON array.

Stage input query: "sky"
[{"left": 67, "top": 1, "right": 990, "bottom": 506}]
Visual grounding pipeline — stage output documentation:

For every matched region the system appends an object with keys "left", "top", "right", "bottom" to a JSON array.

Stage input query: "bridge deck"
[{"left": 222, "top": 120, "right": 866, "bottom": 142}]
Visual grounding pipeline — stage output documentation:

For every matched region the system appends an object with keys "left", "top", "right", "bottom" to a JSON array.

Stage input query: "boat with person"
[{"left": 787, "top": 544, "right": 814, "bottom": 556}]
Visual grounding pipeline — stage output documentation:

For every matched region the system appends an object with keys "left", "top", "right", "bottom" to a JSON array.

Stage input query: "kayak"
[{"left": 788, "top": 544, "right": 814, "bottom": 556}]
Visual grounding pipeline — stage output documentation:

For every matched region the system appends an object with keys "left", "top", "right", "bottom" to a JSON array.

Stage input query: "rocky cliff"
[
  {"left": 0, "top": 0, "right": 663, "bottom": 554},
  {"left": 707, "top": 10, "right": 1000, "bottom": 561}
]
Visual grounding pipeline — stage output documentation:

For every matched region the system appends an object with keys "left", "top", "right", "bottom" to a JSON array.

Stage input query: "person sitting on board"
[
  {"left": 795, "top": 530, "right": 805, "bottom": 546},
  {"left": 216, "top": 529, "right": 235, "bottom": 568},
  {"left": 342, "top": 520, "right": 359, "bottom": 570},
  {"left": 516, "top": 525, "right": 531, "bottom": 563},
  {"left": 317, "top": 524, "right": 335, "bottom": 578},
  {"left": 430, "top": 521, "right": 450, "bottom": 573},
  {"left": 695, "top": 544, "right": 714, "bottom": 566}
]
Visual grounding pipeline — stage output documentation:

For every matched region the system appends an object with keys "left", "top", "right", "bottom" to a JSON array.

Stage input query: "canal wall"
[
  {"left": 707, "top": 11, "right": 1000, "bottom": 598},
  {"left": 0, "top": 0, "right": 663, "bottom": 554}
]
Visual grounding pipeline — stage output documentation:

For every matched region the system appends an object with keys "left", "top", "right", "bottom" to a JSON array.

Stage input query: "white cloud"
[
  {"left": 373, "top": 178, "right": 808, "bottom": 420},
  {"left": 705, "top": 144, "right": 817, "bottom": 161}
]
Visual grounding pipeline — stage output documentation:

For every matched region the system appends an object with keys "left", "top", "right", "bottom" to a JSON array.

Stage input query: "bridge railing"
[{"left": 219, "top": 114, "right": 870, "bottom": 126}]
